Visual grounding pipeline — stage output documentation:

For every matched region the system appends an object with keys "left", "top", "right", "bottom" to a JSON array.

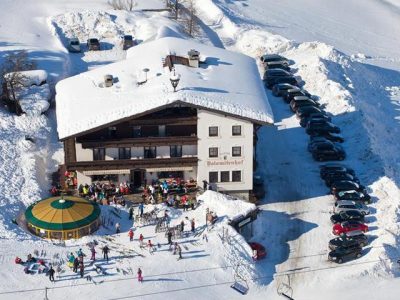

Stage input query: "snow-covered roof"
[{"left": 55, "top": 36, "right": 273, "bottom": 139}]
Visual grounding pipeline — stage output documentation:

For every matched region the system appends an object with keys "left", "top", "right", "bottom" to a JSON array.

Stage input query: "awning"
[
  {"left": 146, "top": 167, "right": 194, "bottom": 172},
  {"left": 83, "top": 169, "right": 130, "bottom": 176}
]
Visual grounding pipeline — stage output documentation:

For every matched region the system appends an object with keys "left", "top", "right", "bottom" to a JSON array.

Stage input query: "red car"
[
  {"left": 332, "top": 221, "right": 368, "bottom": 236},
  {"left": 249, "top": 242, "right": 266, "bottom": 260}
]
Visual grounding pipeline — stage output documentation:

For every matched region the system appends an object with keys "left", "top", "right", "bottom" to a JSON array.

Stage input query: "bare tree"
[
  {"left": 0, "top": 51, "right": 36, "bottom": 115},
  {"left": 107, "top": 0, "right": 137, "bottom": 11},
  {"left": 181, "top": 0, "right": 200, "bottom": 37}
]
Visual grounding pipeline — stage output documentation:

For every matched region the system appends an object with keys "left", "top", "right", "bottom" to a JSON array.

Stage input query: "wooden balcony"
[
  {"left": 80, "top": 135, "right": 198, "bottom": 149},
  {"left": 66, "top": 156, "right": 198, "bottom": 172}
]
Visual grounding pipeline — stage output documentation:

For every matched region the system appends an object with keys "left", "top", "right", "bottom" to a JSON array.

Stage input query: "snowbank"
[{"left": 5, "top": 70, "right": 48, "bottom": 87}]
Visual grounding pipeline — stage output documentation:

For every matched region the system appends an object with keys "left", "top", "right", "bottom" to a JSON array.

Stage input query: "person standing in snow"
[
  {"left": 172, "top": 242, "right": 178, "bottom": 255},
  {"left": 128, "top": 228, "right": 134, "bottom": 242},
  {"left": 147, "top": 240, "right": 155, "bottom": 254},
  {"left": 90, "top": 247, "right": 96, "bottom": 261},
  {"left": 177, "top": 244, "right": 182, "bottom": 260},
  {"left": 73, "top": 257, "right": 79, "bottom": 273},
  {"left": 139, "top": 203, "right": 144, "bottom": 217},
  {"left": 180, "top": 220, "right": 185, "bottom": 232},
  {"left": 115, "top": 222, "right": 121, "bottom": 234},
  {"left": 137, "top": 268, "right": 143, "bottom": 283},
  {"left": 102, "top": 245, "right": 110, "bottom": 262},
  {"left": 167, "top": 230, "right": 173, "bottom": 247},
  {"left": 79, "top": 261, "right": 84, "bottom": 278},
  {"left": 191, "top": 218, "right": 195, "bottom": 233},
  {"left": 139, "top": 233, "right": 144, "bottom": 248},
  {"left": 128, "top": 206, "right": 134, "bottom": 220},
  {"left": 48, "top": 265, "right": 55, "bottom": 282}
]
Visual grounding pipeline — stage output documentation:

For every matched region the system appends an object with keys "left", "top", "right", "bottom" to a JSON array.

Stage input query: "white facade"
[{"left": 197, "top": 109, "right": 253, "bottom": 196}]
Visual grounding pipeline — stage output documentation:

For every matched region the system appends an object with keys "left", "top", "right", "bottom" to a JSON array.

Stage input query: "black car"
[
  {"left": 330, "top": 210, "right": 365, "bottom": 224},
  {"left": 265, "top": 76, "right": 298, "bottom": 89},
  {"left": 300, "top": 113, "right": 331, "bottom": 127},
  {"left": 334, "top": 190, "right": 371, "bottom": 204},
  {"left": 290, "top": 99, "right": 318, "bottom": 112},
  {"left": 311, "top": 143, "right": 346, "bottom": 161},
  {"left": 330, "top": 180, "right": 366, "bottom": 194},
  {"left": 313, "top": 131, "right": 344, "bottom": 143},
  {"left": 308, "top": 138, "right": 334, "bottom": 152},
  {"left": 264, "top": 61, "right": 290, "bottom": 71},
  {"left": 263, "top": 68, "right": 292, "bottom": 80},
  {"left": 272, "top": 83, "right": 297, "bottom": 97},
  {"left": 122, "top": 35, "right": 135, "bottom": 50},
  {"left": 328, "top": 245, "right": 362, "bottom": 263},
  {"left": 329, "top": 234, "right": 368, "bottom": 250},
  {"left": 306, "top": 121, "right": 341, "bottom": 135},
  {"left": 320, "top": 164, "right": 355, "bottom": 178},
  {"left": 87, "top": 38, "right": 100, "bottom": 51},
  {"left": 260, "top": 54, "right": 289, "bottom": 66},
  {"left": 296, "top": 106, "right": 323, "bottom": 119},
  {"left": 283, "top": 89, "right": 311, "bottom": 103},
  {"left": 325, "top": 173, "right": 360, "bottom": 187}
]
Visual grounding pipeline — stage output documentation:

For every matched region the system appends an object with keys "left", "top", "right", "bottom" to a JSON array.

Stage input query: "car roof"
[
  {"left": 276, "top": 83, "right": 296, "bottom": 89},
  {"left": 267, "top": 68, "right": 290, "bottom": 74},
  {"left": 335, "top": 180, "right": 359, "bottom": 186},
  {"left": 262, "top": 54, "right": 285, "bottom": 59},
  {"left": 336, "top": 200, "right": 357, "bottom": 205},
  {"left": 338, "top": 190, "right": 359, "bottom": 195},
  {"left": 345, "top": 230, "right": 365, "bottom": 237},
  {"left": 293, "top": 96, "right": 311, "bottom": 101}
]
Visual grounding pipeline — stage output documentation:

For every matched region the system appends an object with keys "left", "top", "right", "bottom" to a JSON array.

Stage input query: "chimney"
[
  {"left": 188, "top": 49, "right": 200, "bottom": 68},
  {"left": 104, "top": 74, "right": 113, "bottom": 87}
]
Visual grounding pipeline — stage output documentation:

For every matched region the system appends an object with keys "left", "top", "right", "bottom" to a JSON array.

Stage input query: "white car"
[{"left": 334, "top": 200, "right": 370, "bottom": 215}]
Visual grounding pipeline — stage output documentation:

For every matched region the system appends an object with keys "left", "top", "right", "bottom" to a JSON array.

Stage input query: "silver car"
[
  {"left": 68, "top": 38, "right": 81, "bottom": 53},
  {"left": 334, "top": 200, "right": 370, "bottom": 215}
]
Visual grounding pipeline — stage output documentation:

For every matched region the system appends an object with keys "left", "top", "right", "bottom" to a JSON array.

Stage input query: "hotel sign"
[{"left": 206, "top": 159, "right": 244, "bottom": 167}]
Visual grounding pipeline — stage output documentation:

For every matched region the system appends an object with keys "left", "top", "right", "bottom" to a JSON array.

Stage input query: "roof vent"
[
  {"left": 104, "top": 74, "right": 113, "bottom": 87},
  {"left": 188, "top": 49, "right": 200, "bottom": 68}
]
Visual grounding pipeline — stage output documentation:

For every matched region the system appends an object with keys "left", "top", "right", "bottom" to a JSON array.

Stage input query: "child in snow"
[
  {"left": 147, "top": 240, "right": 156, "bottom": 253},
  {"left": 137, "top": 268, "right": 143, "bottom": 283},
  {"left": 115, "top": 222, "right": 121, "bottom": 234},
  {"left": 128, "top": 229, "right": 134, "bottom": 242},
  {"left": 90, "top": 247, "right": 96, "bottom": 261},
  {"left": 139, "top": 234, "right": 144, "bottom": 248}
]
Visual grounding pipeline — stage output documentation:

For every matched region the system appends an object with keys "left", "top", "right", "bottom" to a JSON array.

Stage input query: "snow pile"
[
  {"left": 17, "top": 84, "right": 51, "bottom": 116},
  {"left": 198, "top": 190, "right": 256, "bottom": 222}
]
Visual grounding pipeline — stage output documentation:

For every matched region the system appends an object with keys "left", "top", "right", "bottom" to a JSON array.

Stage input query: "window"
[
  {"left": 209, "top": 172, "right": 218, "bottom": 183},
  {"left": 209, "top": 147, "right": 218, "bottom": 158},
  {"left": 108, "top": 126, "right": 117, "bottom": 138},
  {"left": 220, "top": 171, "right": 230, "bottom": 182},
  {"left": 232, "top": 146, "right": 241, "bottom": 157},
  {"left": 209, "top": 126, "right": 218, "bottom": 137},
  {"left": 232, "top": 125, "right": 241, "bottom": 136},
  {"left": 232, "top": 171, "right": 241, "bottom": 182},
  {"left": 132, "top": 126, "right": 141, "bottom": 138},
  {"left": 93, "top": 148, "right": 105, "bottom": 160},
  {"left": 118, "top": 147, "right": 131, "bottom": 159},
  {"left": 170, "top": 145, "right": 182, "bottom": 158},
  {"left": 144, "top": 146, "right": 156, "bottom": 158}
]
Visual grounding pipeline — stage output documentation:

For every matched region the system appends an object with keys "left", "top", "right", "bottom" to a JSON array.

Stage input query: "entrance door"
[{"left": 131, "top": 169, "right": 144, "bottom": 187}]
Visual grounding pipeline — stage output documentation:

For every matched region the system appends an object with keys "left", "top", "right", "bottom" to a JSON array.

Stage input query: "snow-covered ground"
[{"left": 1, "top": 0, "right": 400, "bottom": 299}]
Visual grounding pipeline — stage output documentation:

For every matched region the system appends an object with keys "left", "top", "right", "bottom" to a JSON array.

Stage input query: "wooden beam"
[{"left": 80, "top": 136, "right": 198, "bottom": 148}]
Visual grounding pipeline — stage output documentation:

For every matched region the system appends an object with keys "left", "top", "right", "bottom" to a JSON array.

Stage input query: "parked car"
[
  {"left": 330, "top": 210, "right": 365, "bottom": 224},
  {"left": 308, "top": 138, "right": 335, "bottom": 152},
  {"left": 290, "top": 99, "right": 318, "bottom": 112},
  {"left": 329, "top": 232, "right": 368, "bottom": 250},
  {"left": 313, "top": 131, "right": 344, "bottom": 143},
  {"left": 292, "top": 95, "right": 318, "bottom": 104},
  {"left": 265, "top": 76, "right": 298, "bottom": 89},
  {"left": 330, "top": 180, "right": 366, "bottom": 194},
  {"left": 321, "top": 167, "right": 355, "bottom": 179},
  {"left": 328, "top": 245, "right": 362, "bottom": 263},
  {"left": 67, "top": 38, "right": 81, "bottom": 53},
  {"left": 334, "top": 200, "right": 370, "bottom": 215},
  {"left": 296, "top": 106, "right": 323, "bottom": 119},
  {"left": 334, "top": 190, "right": 371, "bottom": 204},
  {"left": 283, "top": 88, "right": 311, "bottom": 103},
  {"left": 311, "top": 143, "right": 346, "bottom": 161},
  {"left": 320, "top": 164, "right": 355, "bottom": 178},
  {"left": 263, "top": 68, "right": 292, "bottom": 81},
  {"left": 249, "top": 242, "right": 266, "bottom": 260},
  {"left": 300, "top": 113, "right": 331, "bottom": 127},
  {"left": 272, "top": 83, "right": 297, "bottom": 97},
  {"left": 325, "top": 173, "right": 360, "bottom": 187},
  {"left": 122, "top": 35, "right": 135, "bottom": 50},
  {"left": 87, "top": 38, "right": 100, "bottom": 51},
  {"left": 264, "top": 61, "right": 290, "bottom": 71},
  {"left": 332, "top": 220, "right": 368, "bottom": 235},
  {"left": 260, "top": 54, "right": 289, "bottom": 67},
  {"left": 306, "top": 121, "right": 341, "bottom": 135}
]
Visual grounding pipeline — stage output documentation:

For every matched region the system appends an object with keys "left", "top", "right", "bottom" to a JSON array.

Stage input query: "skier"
[
  {"left": 172, "top": 242, "right": 178, "bottom": 255},
  {"left": 90, "top": 247, "right": 96, "bottom": 261},
  {"left": 139, "top": 202, "right": 144, "bottom": 217},
  {"left": 191, "top": 218, "right": 195, "bottom": 233},
  {"left": 73, "top": 257, "right": 79, "bottom": 273},
  {"left": 67, "top": 252, "right": 75, "bottom": 268},
  {"left": 102, "top": 245, "right": 110, "bottom": 262},
  {"left": 79, "top": 261, "right": 84, "bottom": 278},
  {"left": 180, "top": 220, "right": 185, "bottom": 232},
  {"left": 128, "top": 206, "right": 134, "bottom": 220},
  {"left": 115, "top": 222, "right": 121, "bottom": 234},
  {"left": 177, "top": 244, "right": 182, "bottom": 260},
  {"left": 139, "top": 233, "right": 144, "bottom": 248},
  {"left": 48, "top": 265, "right": 55, "bottom": 282},
  {"left": 147, "top": 240, "right": 155, "bottom": 254},
  {"left": 76, "top": 248, "right": 84, "bottom": 259},
  {"left": 137, "top": 268, "right": 143, "bottom": 283},
  {"left": 167, "top": 230, "right": 173, "bottom": 247},
  {"left": 128, "top": 228, "right": 134, "bottom": 242}
]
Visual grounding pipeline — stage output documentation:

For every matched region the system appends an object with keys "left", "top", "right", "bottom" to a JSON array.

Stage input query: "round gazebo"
[{"left": 25, "top": 196, "right": 101, "bottom": 240}]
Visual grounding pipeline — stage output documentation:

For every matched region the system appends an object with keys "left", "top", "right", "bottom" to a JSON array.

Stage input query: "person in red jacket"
[
  {"left": 137, "top": 268, "right": 143, "bottom": 283},
  {"left": 128, "top": 229, "right": 134, "bottom": 242}
]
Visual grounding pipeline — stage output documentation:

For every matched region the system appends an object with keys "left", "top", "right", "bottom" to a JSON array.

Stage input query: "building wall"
[
  {"left": 76, "top": 142, "right": 93, "bottom": 161},
  {"left": 197, "top": 110, "right": 253, "bottom": 193}
]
